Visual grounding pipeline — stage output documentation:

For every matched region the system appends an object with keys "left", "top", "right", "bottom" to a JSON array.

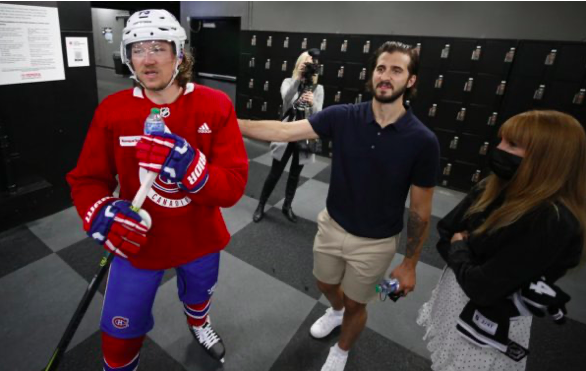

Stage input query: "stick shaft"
[
  {"left": 131, "top": 171, "right": 158, "bottom": 211},
  {"left": 44, "top": 252, "right": 115, "bottom": 371}
]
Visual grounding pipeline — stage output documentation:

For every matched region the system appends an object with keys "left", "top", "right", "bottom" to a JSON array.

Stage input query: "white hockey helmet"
[{"left": 121, "top": 9, "right": 187, "bottom": 87}]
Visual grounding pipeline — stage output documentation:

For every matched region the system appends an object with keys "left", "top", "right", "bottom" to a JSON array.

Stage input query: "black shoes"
[
  {"left": 282, "top": 202, "right": 297, "bottom": 223},
  {"left": 253, "top": 202, "right": 265, "bottom": 223},
  {"left": 253, "top": 201, "right": 297, "bottom": 223},
  {"left": 190, "top": 317, "right": 226, "bottom": 363}
]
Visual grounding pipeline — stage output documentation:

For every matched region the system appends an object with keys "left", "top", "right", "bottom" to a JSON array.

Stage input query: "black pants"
[{"left": 259, "top": 142, "right": 304, "bottom": 205}]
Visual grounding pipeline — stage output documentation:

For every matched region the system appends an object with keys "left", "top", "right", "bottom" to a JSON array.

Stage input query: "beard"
[{"left": 373, "top": 81, "right": 407, "bottom": 104}]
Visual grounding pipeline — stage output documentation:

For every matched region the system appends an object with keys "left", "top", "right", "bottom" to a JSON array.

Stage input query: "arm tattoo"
[{"left": 406, "top": 210, "right": 428, "bottom": 259}]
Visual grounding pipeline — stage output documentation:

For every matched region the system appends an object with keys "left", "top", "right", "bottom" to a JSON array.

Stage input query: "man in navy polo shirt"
[{"left": 239, "top": 41, "right": 439, "bottom": 371}]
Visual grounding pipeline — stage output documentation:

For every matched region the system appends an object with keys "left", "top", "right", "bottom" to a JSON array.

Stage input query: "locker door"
[
  {"left": 439, "top": 158, "right": 453, "bottom": 188},
  {"left": 552, "top": 43, "right": 586, "bottom": 82},
  {"left": 341, "top": 88, "right": 361, "bottom": 105},
  {"left": 276, "top": 33, "right": 303, "bottom": 58},
  {"left": 433, "top": 129, "right": 459, "bottom": 159},
  {"left": 271, "top": 32, "right": 289, "bottom": 57},
  {"left": 543, "top": 81, "right": 583, "bottom": 112},
  {"left": 358, "top": 37, "right": 376, "bottom": 63},
  {"left": 501, "top": 76, "right": 544, "bottom": 116},
  {"left": 416, "top": 67, "right": 439, "bottom": 103},
  {"left": 469, "top": 74, "right": 504, "bottom": 106},
  {"left": 410, "top": 97, "right": 433, "bottom": 123},
  {"left": 240, "top": 31, "right": 257, "bottom": 54},
  {"left": 463, "top": 104, "right": 499, "bottom": 137},
  {"left": 323, "top": 85, "right": 341, "bottom": 107},
  {"left": 260, "top": 57, "right": 274, "bottom": 77},
  {"left": 345, "top": 62, "right": 368, "bottom": 89},
  {"left": 344, "top": 35, "right": 368, "bottom": 63},
  {"left": 446, "top": 39, "right": 477, "bottom": 73},
  {"left": 512, "top": 42, "right": 556, "bottom": 78},
  {"left": 323, "top": 61, "right": 346, "bottom": 87},
  {"left": 251, "top": 97, "right": 266, "bottom": 118},
  {"left": 434, "top": 101, "right": 464, "bottom": 132},
  {"left": 450, "top": 161, "right": 488, "bottom": 191},
  {"left": 476, "top": 40, "right": 518, "bottom": 76},
  {"left": 321, "top": 34, "right": 348, "bottom": 62},
  {"left": 455, "top": 133, "right": 490, "bottom": 166},
  {"left": 305, "top": 34, "right": 324, "bottom": 56},
  {"left": 237, "top": 76, "right": 254, "bottom": 95},
  {"left": 270, "top": 58, "right": 294, "bottom": 81},
  {"left": 239, "top": 53, "right": 257, "bottom": 78},
  {"left": 442, "top": 72, "right": 470, "bottom": 103},
  {"left": 418, "top": 38, "right": 448, "bottom": 69},
  {"left": 237, "top": 94, "right": 253, "bottom": 118}
]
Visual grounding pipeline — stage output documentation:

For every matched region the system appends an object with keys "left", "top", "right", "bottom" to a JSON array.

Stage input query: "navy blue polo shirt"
[{"left": 308, "top": 101, "right": 440, "bottom": 239}]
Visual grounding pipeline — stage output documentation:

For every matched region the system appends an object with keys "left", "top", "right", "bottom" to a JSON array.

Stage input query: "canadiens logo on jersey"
[
  {"left": 140, "top": 167, "right": 192, "bottom": 208},
  {"left": 112, "top": 316, "right": 130, "bottom": 329}
]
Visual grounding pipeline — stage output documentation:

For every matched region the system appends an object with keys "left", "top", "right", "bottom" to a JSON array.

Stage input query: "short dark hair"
[{"left": 365, "top": 41, "right": 420, "bottom": 99}]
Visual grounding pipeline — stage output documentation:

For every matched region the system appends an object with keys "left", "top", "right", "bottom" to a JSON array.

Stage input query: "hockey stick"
[
  {"left": 44, "top": 174, "right": 156, "bottom": 370},
  {"left": 44, "top": 251, "right": 114, "bottom": 371}
]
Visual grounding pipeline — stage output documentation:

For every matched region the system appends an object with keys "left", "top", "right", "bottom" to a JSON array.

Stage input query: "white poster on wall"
[
  {"left": 65, "top": 37, "right": 90, "bottom": 67},
  {"left": 0, "top": 3, "right": 65, "bottom": 86}
]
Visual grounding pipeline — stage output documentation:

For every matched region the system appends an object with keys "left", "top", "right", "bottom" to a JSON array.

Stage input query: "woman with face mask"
[{"left": 418, "top": 110, "right": 586, "bottom": 371}]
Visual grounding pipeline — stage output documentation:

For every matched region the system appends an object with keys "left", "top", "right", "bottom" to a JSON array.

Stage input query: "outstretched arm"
[
  {"left": 390, "top": 185, "right": 434, "bottom": 295},
  {"left": 238, "top": 118, "right": 319, "bottom": 142}
]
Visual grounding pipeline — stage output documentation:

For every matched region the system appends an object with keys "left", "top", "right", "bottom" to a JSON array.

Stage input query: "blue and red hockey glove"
[
  {"left": 84, "top": 197, "right": 150, "bottom": 259},
  {"left": 136, "top": 133, "right": 209, "bottom": 193}
]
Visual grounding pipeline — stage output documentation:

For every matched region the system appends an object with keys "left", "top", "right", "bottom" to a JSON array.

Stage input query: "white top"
[{"left": 270, "top": 78, "right": 324, "bottom": 165}]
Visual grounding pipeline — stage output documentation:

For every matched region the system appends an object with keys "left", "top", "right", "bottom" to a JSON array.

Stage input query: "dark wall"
[
  {"left": 0, "top": 1, "right": 99, "bottom": 231},
  {"left": 91, "top": 1, "right": 180, "bottom": 19}
]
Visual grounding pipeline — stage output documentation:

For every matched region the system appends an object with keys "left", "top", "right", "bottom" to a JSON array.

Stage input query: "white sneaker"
[
  {"left": 310, "top": 307, "right": 344, "bottom": 338},
  {"left": 320, "top": 345, "right": 348, "bottom": 371}
]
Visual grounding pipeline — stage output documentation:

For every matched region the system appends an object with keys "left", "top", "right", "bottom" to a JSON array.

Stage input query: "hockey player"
[{"left": 66, "top": 9, "right": 248, "bottom": 370}]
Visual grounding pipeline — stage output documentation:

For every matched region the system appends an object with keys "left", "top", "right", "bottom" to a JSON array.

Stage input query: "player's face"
[
  {"left": 372, "top": 51, "right": 415, "bottom": 104},
  {"left": 130, "top": 40, "right": 180, "bottom": 91}
]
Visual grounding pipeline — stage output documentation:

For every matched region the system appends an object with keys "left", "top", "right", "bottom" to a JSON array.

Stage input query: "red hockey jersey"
[{"left": 67, "top": 83, "right": 249, "bottom": 269}]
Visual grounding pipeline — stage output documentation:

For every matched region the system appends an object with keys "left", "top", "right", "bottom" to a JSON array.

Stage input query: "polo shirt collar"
[{"left": 367, "top": 101, "right": 413, "bottom": 132}]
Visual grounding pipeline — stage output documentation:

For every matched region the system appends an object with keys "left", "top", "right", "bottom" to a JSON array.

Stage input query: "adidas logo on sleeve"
[{"left": 198, "top": 123, "right": 212, "bottom": 134}]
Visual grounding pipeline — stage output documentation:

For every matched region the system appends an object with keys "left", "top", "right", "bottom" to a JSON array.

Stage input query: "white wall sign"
[
  {"left": 65, "top": 37, "right": 90, "bottom": 67},
  {"left": 0, "top": 3, "right": 65, "bottom": 85}
]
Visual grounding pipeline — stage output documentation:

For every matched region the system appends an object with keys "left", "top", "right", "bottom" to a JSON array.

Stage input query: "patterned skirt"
[{"left": 417, "top": 267, "right": 532, "bottom": 371}]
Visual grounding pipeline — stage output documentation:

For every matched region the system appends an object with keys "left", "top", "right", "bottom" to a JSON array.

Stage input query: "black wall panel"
[{"left": 0, "top": 2, "right": 98, "bottom": 231}]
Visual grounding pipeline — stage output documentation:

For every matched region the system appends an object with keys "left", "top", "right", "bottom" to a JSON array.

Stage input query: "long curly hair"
[{"left": 176, "top": 49, "right": 194, "bottom": 88}]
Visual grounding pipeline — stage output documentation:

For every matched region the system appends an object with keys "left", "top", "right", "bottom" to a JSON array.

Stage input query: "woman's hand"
[
  {"left": 451, "top": 231, "right": 469, "bottom": 243},
  {"left": 301, "top": 91, "right": 314, "bottom": 106}
]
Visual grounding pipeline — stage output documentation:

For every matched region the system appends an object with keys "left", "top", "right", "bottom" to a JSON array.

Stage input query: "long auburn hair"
[
  {"left": 176, "top": 49, "right": 194, "bottom": 88},
  {"left": 291, "top": 51, "right": 318, "bottom": 85},
  {"left": 466, "top": 110, "right": 586, "bottom": 248}
]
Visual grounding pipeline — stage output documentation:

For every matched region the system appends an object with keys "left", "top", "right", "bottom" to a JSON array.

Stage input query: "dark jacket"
[
  {"left": 438, "top": 187, "right": 582, "bottom": 307},
  {"left": 437, "top": 186, "right": 582, "bottom": 360}
]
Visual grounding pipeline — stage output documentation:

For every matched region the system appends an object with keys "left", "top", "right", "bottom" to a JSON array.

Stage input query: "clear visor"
[{"left": 126, "top": 40, "right": 177, "bottom": 60}]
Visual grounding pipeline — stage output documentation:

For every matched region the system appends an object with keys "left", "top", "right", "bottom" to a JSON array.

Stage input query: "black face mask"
[{"left": 488, "top": 147, "right": 523, "bottom": 180}]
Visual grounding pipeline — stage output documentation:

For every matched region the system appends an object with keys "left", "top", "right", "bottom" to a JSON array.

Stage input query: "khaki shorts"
[{"left": 313, "top": 209, "right": 398, "bottom": 304}]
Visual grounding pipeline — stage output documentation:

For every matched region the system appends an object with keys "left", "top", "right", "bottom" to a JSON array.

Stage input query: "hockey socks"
[
  {"left": 184, "top": 299, "right": 211, "bottom": 327},
  {"left": 102, "top": 332, "right": 145, "bottom": 370}
]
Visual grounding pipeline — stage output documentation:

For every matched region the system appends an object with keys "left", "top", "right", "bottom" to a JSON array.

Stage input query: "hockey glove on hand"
[
  {"left": 84, "top": 198, "right": 150, "bottom": 259},
  {"left": 136, "top": 133, "right": 209, "bottom": 193}
]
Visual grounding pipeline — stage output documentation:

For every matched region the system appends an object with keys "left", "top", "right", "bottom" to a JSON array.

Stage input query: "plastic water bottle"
[
  {"left": 144, "top": 108, "right": 165, "bottom": 134},
  {"left": 375, "top": 278, "right": 401, "bottom": 301},
  {"left": 131, "top": 108, "right": 165, "bottom": 213}
]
